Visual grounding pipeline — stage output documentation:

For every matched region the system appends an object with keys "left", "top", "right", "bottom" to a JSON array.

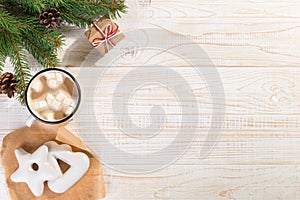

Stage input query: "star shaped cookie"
[{"left": 10, "top": 145, "right": 61, "bottom": 196}]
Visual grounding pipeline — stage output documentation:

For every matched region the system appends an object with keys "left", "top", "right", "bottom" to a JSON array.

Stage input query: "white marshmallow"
[
  {"left": 32, "top": 100, "right": 49, "bottom": 111},
  {"left": 55, "top": 72, "right": 65, "bottom": 84},
  {"left": 46, "top": 72, "right": 65, "bottom": 90},
  {"left": 63, "top": 97, "right": 73, "bottom": 106},
  {"left": 46, "top": 93, "right": 55, "bottom": 104},
  {"left": 49, "top": 99, "right": 62, "bottom": 111},
  {"left": 55, "top": 90, "right": 70, "bottom": 102},
  {"left": 47, "top": 79, "right": 61, "bottom": 90},
  {"left": 31, "top": 102, "right": 40, "bottom": 110},
  {"left": 31, "top": 79, "right": 43, "bottom": 93},
  {"left": 42, "top": 110, "right": 56, "bottom": 121},
  {"left": 55, "top": 90, "right": 65, "bottom": 101},
  {"left": 64, "top": 105, "right": 74, "bottom": 116},
  {"left": 44, "top": 72, "right": 56, "bottom": 79}
]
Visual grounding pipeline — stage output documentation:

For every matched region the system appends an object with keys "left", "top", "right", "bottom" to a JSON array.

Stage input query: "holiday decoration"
[
  {"left": 85, "top": 17, "right": 125, "bottom": 55},
  {"left": 0, "top": 72, "right": 19, "bottom": 98},
  {"left": 0, "top": 0, "right": 127, "bottom": 105},
  {"left": 1, "top": 124, "right": 105, "bottom": 200},
  {"left": 10, "top": 145, "right": 62, "bottom": 196},
  {"left": 44, "top": 141, "right": 90, "bottom": 194},
  {"left": 39, "top": 8, "right": 62, "bottom": 30},
  {"left": 11, "top": 141, "right": 90, "bottom": 196}
]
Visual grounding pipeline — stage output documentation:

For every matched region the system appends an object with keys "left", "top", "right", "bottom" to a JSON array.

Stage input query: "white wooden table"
[{"left": 1, "top": 0, "right": 300, "bottom": 199}]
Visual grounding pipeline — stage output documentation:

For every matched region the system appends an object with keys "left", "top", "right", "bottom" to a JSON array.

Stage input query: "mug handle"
[{"left": 26, "top": 115, "right": 36, "bottom": 127}]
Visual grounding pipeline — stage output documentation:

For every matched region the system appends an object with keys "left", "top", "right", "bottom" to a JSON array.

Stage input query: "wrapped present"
[{"left": 85, "top": 18, "right": 125, "bottom": 55}]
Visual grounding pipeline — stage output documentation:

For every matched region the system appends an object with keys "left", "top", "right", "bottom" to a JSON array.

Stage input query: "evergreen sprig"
[{"left": 0, "top": 0, "right": 126, "bottom": 105}]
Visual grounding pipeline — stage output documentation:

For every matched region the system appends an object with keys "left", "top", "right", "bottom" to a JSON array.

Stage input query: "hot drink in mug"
[{"left": 25, "top": 68, "right": 81, "bottom": 126}]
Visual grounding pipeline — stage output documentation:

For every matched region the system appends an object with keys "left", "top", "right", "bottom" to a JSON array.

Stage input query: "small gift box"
[{"left": 85, "top": 18, "right": 125, "bottom": 55}]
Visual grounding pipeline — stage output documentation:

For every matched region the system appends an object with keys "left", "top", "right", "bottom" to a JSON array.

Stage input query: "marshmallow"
[
  {"left": 30, "top": 79, "right": 43, "bottom": 93},
  {"left": 45, "top": 72, "right": 65, "bottom": 90},
  {"left": 46, "top": 93, "right": 55, "bottom": 104},
  {"left": 44, "top": 72, "right": 56, "bottom": 80},
  {"left": 32, "top": 100, "right": 49, "bottom": 111},
  {"left": 49, "top": 99, "right": 62, "bottom": 111},
  {"left": 47, "top": 79, "right": 61, "bottom": 90},
  {"left": 63, "top": 97, "right": 73, "bottom": 106},
  {"left": 64, "top": 105, "right": 74, "bottom": 116},
  {"left": 55, "top": 89, "right": 71, "bottom": 102},
  {"left": 42, "top": 110, "right": 56, "bottom": 121},
  {"left": 55, "top": 72, "right": 65, "bottom": 84},
  {"left": 55, "top": 90, "right": 65, "bottom": 101}
]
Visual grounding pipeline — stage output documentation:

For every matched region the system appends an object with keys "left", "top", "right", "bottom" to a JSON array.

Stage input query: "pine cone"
[
  {"left": 39, "top": 8, "right": 62, "bottom": 30},
  {"left": 0, "top": 72, "right": 19, "bottom": 98}
]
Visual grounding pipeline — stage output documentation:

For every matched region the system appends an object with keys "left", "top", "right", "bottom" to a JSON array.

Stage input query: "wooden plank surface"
[{"left": 1, "top": 0, "right": 300, "bottom": 199}]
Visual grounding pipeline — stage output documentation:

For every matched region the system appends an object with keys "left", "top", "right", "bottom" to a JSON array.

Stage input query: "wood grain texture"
[
  {"left": 102, "top": 165, "right": 299, "bottom": 200},
  {"left": 60, "top": 0, "right": 300, "bottom": 68},
  {"left": 1, "top": 0, "right": 300, "bottom": 199}
]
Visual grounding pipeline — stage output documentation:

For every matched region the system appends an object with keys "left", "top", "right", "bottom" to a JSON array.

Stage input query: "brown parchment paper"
[
  {"left": 85, "top": 18, "right": 125, "bottom": 55},
  {"left": 0, "top": 123, "right": 105, "bottom": 200}
]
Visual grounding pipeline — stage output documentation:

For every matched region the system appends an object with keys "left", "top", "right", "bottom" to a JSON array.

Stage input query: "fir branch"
[
  {"left": 10, "top": 46, "right": 30, "bottom": 105},
  {"left": 13, "top": 0, "right": 45, "bottom": 14},
  {"left": 0, "top": 9, "right": 20, "bottom": 33},
  {"left": 41, "top": 0, "right": 126, "bottom": 27},
  {"left": 21, "top": 33, "right": 61, "bottom": 68},
  {"left": 0, "top": 9, "right": 31, "bottom": 104},
  {"left": 45, "top": 0, "right": 110, "bottom": 27},
  {"left": 6, "top": 31, "right": 30, "bottom": 105},
  {"left": 18, "top": 16, "right": 64, "bottom": 68},
  {"left": 0, "top": 28, "right": 5, "bottom": 73},
  {"left": 0, "top": 53, "right": 4, "bottom": 73}
]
